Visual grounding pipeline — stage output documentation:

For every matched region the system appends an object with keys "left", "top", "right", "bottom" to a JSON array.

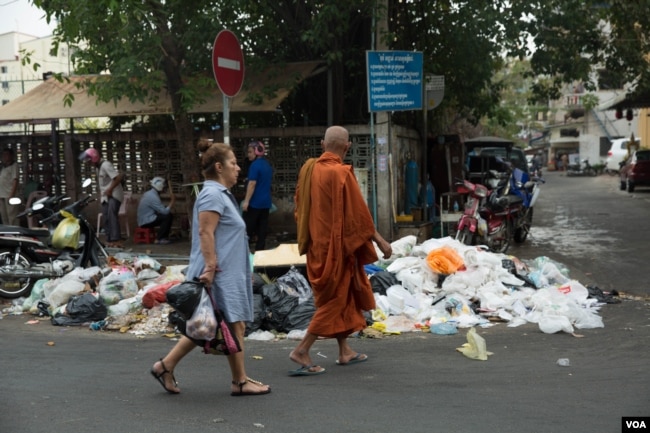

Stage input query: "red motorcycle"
[{"left": 455, "top": 171, "right": 524, "bottom": 254}]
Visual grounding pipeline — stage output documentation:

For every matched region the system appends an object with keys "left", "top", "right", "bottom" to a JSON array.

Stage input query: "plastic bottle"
[{"left": 453, "top": 200, "right": 459, "bottom": 212}]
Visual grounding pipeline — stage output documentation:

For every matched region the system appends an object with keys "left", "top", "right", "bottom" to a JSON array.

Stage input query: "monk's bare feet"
[
  {"left": 289, "top": 350, "right": 324, "bottom": 373},
  {"left": 337, "top": 352, "right": 368, "bottom": 365}
]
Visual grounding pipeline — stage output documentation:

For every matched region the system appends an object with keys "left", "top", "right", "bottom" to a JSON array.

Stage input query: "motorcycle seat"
[
  {"left": 503, "top": 194, "right": 524, "bottom": 206},
  {"left": 0, "top": 225, "right": 50, "bottom": 238}
]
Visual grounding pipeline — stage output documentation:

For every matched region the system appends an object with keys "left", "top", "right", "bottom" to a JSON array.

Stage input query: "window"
[{"left": 0, "top": 66, "right": 7, "bottom": 74}]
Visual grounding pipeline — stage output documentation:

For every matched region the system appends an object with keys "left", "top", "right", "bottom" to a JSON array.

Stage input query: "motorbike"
[
  {"left": 455, "top": 164, "right": 543, "bottom": 253},
  {"left": 566, "top": 158, "right": 597, "bottom": 177},
  {"left": 0, "top": 179, "right": 109, "bottom": 298}
]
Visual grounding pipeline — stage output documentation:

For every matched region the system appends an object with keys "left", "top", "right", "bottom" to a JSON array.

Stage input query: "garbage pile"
[
  {"left": 1, "top": 236, "right": 617, "bottom": 338},
  {"left": 368, "top": 235, "right": 612, "bottom": 336}
]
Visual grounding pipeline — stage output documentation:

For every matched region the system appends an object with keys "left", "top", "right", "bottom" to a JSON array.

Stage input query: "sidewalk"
[{"left": 105, "top": 230, "right": 290, "bottom": 264}]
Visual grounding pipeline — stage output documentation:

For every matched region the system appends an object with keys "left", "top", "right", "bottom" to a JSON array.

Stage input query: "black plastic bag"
[
  {"left": 369, "top": 271, "right": 399, "bottom": 296},
  {"left": 261, "top": 282, "right": 315, "bottom": 332},
  {"left": 51, "top": 293, "right": 107, "bottom": 326},
  {"left": 262, "top": 282, "right": 298, "bottom": 332},
  {"left": 245, "top": 294, "right": 266, "bottom": 336},
  {"left": 283, "top": 297, "right": 315, "bottom": 331},
  {"left": 252, "top": 273, "right": 266, "bottom": 295},
  {"left": 166, "top": 280, "right": 203, "bottom": 319}
]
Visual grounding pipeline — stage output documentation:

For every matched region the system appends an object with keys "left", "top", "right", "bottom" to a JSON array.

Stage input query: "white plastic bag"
[
  {"left": 185, "top": 289, "right": 217, "bottom": 340},
  {"left": 538, "top": 313, "right": 574, "bottom": 334},
  {"left": 456, "top": 327, "right": 492, "bottom": 360}
]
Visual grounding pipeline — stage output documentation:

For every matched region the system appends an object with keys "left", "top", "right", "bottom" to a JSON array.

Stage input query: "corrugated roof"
[{"left": 0, "top": 61, "right": 323, "bottom": 123}]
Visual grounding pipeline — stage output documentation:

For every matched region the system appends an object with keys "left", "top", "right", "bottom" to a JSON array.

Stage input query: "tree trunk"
[{"left": 159, "top": 32, "right": 201, "bottom": 226}]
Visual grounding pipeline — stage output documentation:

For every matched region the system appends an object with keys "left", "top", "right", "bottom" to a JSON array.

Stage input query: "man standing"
[
  {"left": 79, "top": 148, "right": 124, "bottom": 248},
  {"left": 241, "top": 141, "right": 273, "bottom": 251},
  {"left": 289, "top": 126, "right": 392, "bottom": 376},
  {"left": 0, "top": 148, "right": 18, "bottom": 226},
  {"left": 137, "top": 176, "right": 176, "bottom": 244}
]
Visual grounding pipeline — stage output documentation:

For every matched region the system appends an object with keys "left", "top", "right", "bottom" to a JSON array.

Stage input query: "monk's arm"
[{"left": 371, "top": 231, "right": 392, "bottom": 259}]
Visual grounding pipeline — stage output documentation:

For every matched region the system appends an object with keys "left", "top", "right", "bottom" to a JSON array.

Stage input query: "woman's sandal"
[
  {"left": 150, "top": 359, "right": 180, "bottom": 394},
  {"left": 231, "top": 377, "right": 271, "bottom": 396}
]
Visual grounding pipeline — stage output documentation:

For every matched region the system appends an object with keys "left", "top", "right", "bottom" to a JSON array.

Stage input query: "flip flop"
[
  {"left": 336, "top": 353, "right": 368, "bottom": 366},
  {"left": 288, "top": 364, "right": 326, "bottom": 376}
]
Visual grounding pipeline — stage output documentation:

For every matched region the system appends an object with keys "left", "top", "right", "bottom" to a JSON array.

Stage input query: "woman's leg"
[
  {"left": 151, "top": 336, "right": 195, "bottom": 393},
  {"left": 227, "top": 321, "right": 270, "bottom": 394}
]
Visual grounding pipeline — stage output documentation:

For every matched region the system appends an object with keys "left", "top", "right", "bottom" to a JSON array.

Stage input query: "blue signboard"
[{"left": 366, "top": 50, "right": 423, "bottom": 112}]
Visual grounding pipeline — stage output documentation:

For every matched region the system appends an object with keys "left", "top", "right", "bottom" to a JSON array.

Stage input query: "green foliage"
[
  {"left": 29, "top": 0, "right": 650, "bottom": 139},
  {"left": 521, "top": 0, "right": 650, "bottom": 100}
]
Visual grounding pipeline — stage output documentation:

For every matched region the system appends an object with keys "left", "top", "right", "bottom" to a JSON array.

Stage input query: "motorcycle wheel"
[
  {"left": 0, "top": 249, "right": 34, "bottom": 299},
  {"left": 514, "top": 208, "right": 533, "bottom": 243},
  {"left": 489, "top": 223, "right": 510, "bottom": 254},
  {"left": 456, "top": 228, "right": 474, "bottom": 246}
]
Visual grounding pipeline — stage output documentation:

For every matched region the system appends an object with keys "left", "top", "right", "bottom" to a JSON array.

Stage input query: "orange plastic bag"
[{"left": 426, "top": 246, "right": 464, "bottom": 274}]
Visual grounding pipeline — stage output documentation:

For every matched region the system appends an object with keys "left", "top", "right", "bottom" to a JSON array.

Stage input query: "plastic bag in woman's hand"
[{"left": 185, "top": 289, "right": 217, "bottom": 340}]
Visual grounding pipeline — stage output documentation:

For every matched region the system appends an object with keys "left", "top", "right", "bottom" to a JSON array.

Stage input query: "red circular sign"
[{"left": 212, "top": 30, "right": 245, "bottom": 97}]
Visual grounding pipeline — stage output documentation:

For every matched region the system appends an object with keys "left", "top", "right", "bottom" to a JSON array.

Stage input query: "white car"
[{"left": 605, "top": 137, "right": 641, "bottom": 173}]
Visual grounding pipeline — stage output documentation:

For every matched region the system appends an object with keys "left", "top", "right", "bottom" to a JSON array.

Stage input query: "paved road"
[{"left": 1, "top": 170, "right": 648, "bottom": 433}]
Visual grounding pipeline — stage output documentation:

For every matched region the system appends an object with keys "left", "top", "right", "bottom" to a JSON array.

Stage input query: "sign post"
[
  {"left": 366, "top": 50, "right": 423, "bottom": 112},
  {"left": 212, "top": 30, "right": 245, "bottom": 144}
]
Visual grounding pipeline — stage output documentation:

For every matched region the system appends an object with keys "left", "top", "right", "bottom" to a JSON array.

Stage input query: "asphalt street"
[{"left": 0, "top": 169, "right": 648, "bottom": 433}]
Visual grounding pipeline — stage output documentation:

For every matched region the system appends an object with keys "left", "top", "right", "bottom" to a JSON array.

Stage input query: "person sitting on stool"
[{"left": 137, "top": 177, "right": 175, "bottom": 244}]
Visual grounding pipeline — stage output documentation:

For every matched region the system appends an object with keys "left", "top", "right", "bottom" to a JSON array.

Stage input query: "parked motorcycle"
[
  {"left": 454, "top": 178, "right": 490, "bottom": 248},
  {"left": 455, "top": 164, "right": 543, "bottom": 253},
  {"left": 0, "top": 179, "right": 109, "bottom": 298},
  {"left": 507, "top": 166, "right": 544, "bottom": 244},
  {"left": 566, "top": 158, "right": 597, "bottom": 177}
]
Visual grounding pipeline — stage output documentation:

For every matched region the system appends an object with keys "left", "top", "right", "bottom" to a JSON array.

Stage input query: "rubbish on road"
[
  {"left": 556, "top": 358, "right": 571, "bottom": 367},
  {"left": 51, "top": 292, "right": 107, "bottom": 326},
  {"left": 456, "top": 327, "right": 492, "bottom": 360},
  {"left": 426, "top": 245, "right": 465, "bottom": 274},
  {"left": 246, "top": 330, "right": 276, "bottom": 341},
  {"left": 3, "top": 236, "right": 618, "bottom": 342},
  {"left": 430, "top": 322, "right": 458, "bottom": 335}
]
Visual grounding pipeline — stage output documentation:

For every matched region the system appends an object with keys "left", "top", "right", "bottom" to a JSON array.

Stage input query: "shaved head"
[{"left": 322, "top": 126, "right": 350, "bottom": 157}]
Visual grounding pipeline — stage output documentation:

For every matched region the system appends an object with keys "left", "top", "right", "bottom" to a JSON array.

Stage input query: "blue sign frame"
[{"left": 366, "top": 50, "right": 423, "bottom": 112}]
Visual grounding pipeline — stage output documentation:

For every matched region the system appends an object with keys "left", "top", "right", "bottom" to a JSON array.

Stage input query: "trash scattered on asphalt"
[
  {"left": 456, "top": 327, "right": 493, "bottom": 360},
  {"left": 1, "top": 237, "right": 621, "bottom": 344}
]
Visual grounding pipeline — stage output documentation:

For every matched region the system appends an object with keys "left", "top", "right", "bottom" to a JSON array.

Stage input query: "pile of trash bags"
[
  {"left": 367, "top": 235, "right": 612, "bottom": 335},
  {"left": 5, "top": 235, "right": 617, "bottom": 338}
]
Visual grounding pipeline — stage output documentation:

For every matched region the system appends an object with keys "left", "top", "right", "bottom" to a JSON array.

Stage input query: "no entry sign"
[{"left": 212, "top": 30, "right": 245, "bottom": 97}]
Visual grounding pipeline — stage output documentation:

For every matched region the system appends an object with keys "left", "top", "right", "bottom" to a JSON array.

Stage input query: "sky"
[{"left": 0, "top": 0, "right": 56, "bottom": 37}]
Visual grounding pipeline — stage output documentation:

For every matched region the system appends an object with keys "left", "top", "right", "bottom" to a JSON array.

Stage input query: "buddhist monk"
[{"left": 290, "top": 125, "right": 392, "bottom": 376}]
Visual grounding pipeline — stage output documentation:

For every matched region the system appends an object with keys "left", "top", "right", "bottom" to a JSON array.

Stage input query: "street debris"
[{"left": 1, "top": 235, "right": 620, "bottom": 342}]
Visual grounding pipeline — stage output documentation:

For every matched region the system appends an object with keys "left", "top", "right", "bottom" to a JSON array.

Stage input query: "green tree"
[{"left": 519, "top": 1, "right": 650, "bottom": 101}]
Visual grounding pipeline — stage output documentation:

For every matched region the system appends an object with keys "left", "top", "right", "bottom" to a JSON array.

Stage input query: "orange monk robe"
[{"left": 296, "top": 151, "right": 378, "bottom": 338}]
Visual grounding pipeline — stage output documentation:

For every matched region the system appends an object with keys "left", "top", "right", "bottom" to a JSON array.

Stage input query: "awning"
[{"left": 0, "top": 61, "right": 324, "bottom": 123}]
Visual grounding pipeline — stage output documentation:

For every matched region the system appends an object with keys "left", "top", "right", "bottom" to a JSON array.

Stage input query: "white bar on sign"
[{"left": 218, "top": 57, "right": 241, "bottom": 71}]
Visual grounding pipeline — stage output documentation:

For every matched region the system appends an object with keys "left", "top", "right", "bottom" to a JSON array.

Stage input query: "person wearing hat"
[
  {"left": 79, "top": 148, "right": 125, "bottom": 248},
  {"left": 241, "top": 141, "right": 273, "bottom": 251},
  {"left": 137, "top": 177, "right": 176, "bottom": 244}
]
